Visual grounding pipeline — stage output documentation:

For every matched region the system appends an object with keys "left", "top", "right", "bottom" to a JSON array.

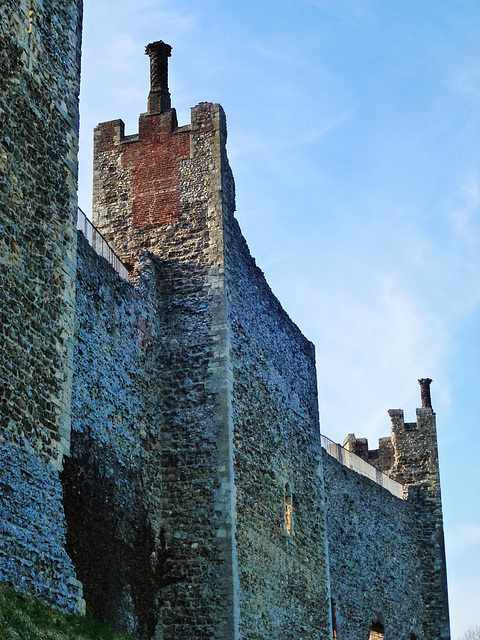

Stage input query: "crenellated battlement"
[
  {"left": 343, "top": 432, "right": 395, "bottom": 471},
  {"left": 344, "top": 379, "right": 438, "bottom": 477},
  {"left": 92, "top": 96, "right": 229, "bottom": 273}
]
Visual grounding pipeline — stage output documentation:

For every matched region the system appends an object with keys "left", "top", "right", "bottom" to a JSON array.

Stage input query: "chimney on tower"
[
  {"left": 418, "top": 378, "right": 433, "bottom": 409},
  {"left": 145, "top": 40, "right": 172, "bottom": 114}
]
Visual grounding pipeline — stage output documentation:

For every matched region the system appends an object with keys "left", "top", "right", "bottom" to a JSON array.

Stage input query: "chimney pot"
[
  {"left": 145, "top": 40, "right": 172, "bottom": 114},
  {"left": 418, "top": 378, "right": 433, "bottom": 409}
]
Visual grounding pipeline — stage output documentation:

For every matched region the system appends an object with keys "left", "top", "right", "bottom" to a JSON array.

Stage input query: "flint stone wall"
[
  {"left": 90, "top": 99, "right": 333, "bottom": 638},
  {"left": 63, "top": 233, "right": 164, "bottom": 640},
  {"left": 92, "top": 103, "right": 240, "bottom": 640},
  {"left": 0, "top": 444, "right": 82, "bottom": 611},
  {"left": 386, "top": 409, "right": 450, "bottom": 640},
  {"left": 224, "top": 208, "right": 332, "bottom": 636},
  {"left": 323, "top": 450, "right": 425, "bottom": 640},
  {"left": 342, "top": 409, "right": 450, "bottom": 640},
  {"left": 0, "top": 0, "right": 83, "bottom": 612},
  {"left": 0, "top": 0, "right": 81, "bottom": 466}
]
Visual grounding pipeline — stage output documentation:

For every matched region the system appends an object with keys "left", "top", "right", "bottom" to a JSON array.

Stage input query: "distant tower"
[
  {"left": 387, "top": 380, "right": 450, "bottom": 640},
  {"left": 336, "top": 380, "right": 450, "bottom": 640}
]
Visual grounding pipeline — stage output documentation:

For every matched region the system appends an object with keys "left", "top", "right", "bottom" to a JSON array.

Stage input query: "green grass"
[{"left": 0, "top": 584, "right": 134, "bottom": 640}]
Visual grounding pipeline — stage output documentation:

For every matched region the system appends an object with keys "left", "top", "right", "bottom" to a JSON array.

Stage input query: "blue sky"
[{"left": 78, "top": 1, "right": 480, "bottom": 637}]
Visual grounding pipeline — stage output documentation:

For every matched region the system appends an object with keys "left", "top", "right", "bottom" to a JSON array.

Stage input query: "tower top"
[{"left": 145, "top": 40, "right": 172, "bottom": 114}]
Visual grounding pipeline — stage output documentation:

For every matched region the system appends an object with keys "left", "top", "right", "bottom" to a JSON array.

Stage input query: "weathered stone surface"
[
  {"left": 224, "top": 209, "right": 331, "bottom": 638},
  {"left": 0, "top": 443, "right": 83, "bottom": 612},
  {"left": 91, "top": 93, "right": 333, "bottom": 638},
  {"left": 0, "top": 0, "right": 83, "bottom": 612},
  {"left": 324, "top": 451, "right": 424, "bottom": 640},
  {"left": 0, "top": 0, "right": 81, "bottom": 465},
  {"left": 342, "top": 394, "right": 450, "bottom": 640},
  {"left": 387, "top": 405, "right": 450, "bottom": 640},
  {"left": 93, "top": 102, "right": 238, "bottom": 639},
  {"left": 63, "top": 234, "right": 163, "bottom": 639}
]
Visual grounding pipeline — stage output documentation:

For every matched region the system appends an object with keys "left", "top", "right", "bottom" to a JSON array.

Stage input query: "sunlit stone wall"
[
  {"left": 223, "top": 172, "right": 332, "bottom": 638},
  {"left": 323, "top": 451, "right": 425, "bottom": 640}
]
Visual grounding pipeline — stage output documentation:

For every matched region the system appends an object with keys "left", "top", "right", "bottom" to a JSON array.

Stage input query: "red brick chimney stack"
[{"left": 145, "top": 40, "right": 172, "bottom": 114}]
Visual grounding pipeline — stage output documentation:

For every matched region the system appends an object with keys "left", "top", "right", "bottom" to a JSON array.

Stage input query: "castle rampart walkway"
[
  {"left": 77, "top": 208, "right": 129, "bottom": 280},
  {"left": 321, "top": 434, "right": 404, "bottom": 499}
]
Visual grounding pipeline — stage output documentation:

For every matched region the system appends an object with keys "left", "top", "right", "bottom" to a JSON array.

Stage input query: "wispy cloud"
[
  {"left": 296, "top": 110, "right": 356, "bottom": 146},
  {"left": 265, "top": 262, "right": 448, "bottom": 441},
  {"left": 229, "top": 109, "right": 355, "bottom": 165}
]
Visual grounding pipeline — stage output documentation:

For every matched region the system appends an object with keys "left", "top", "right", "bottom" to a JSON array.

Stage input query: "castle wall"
[
  {"left": 92, "top": 87, "right": 333, "bottom": 637},
  {"left": 62, "top": 234, "right": 164, "bottom": 639},
  {"left": 0, "top": 0, "right": 83, "bottom": 611},
  {"left": 323, "top": 451, "right": 424, "bottom": 640},
  {"left": 0, "top": 18, "right": 450, "bottom": 637},
  {"left": 224, "top": 205, "right": 332, "bottom": 635}
]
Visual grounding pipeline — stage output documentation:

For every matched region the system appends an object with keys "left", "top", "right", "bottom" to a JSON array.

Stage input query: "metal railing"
[
  {"left": 321, "top": 434, "right": 404, "bottom": 499},
  {"left": 77, "top": 208, "right": 129, "bottom": 280}
]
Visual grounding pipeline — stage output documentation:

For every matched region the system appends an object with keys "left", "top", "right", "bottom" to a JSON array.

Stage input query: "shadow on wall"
[{"left": 60, "top": 432, "right": 164, "bottom": 640}]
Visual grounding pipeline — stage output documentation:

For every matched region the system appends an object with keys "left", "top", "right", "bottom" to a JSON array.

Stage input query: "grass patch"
[{"left": 0, "top": 583, "right": 134, "bottom": 640}]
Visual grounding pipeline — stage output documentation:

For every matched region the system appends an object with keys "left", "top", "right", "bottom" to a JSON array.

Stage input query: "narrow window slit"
[
  {"left": 331, "top": 600, "right": 338, "bottom": 640},
  {"left": 285, "top": 482, "right": 293, "bottom": 535}
]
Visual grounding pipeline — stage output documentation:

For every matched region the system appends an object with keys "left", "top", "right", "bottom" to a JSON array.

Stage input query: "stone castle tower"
[
  {"left": 1, "top": 7, "right": 450, "bottom": 639},
  {"left": 341, "top": 378, "right": 449, "bottom": 640},
  {"left": 84, "top": 39, "right": 331, "bottom": 638}
]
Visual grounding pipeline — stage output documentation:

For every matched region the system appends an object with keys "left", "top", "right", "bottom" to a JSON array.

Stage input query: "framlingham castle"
[{"left": 0, "top": 2, "right": 450, "bottom": 639}]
